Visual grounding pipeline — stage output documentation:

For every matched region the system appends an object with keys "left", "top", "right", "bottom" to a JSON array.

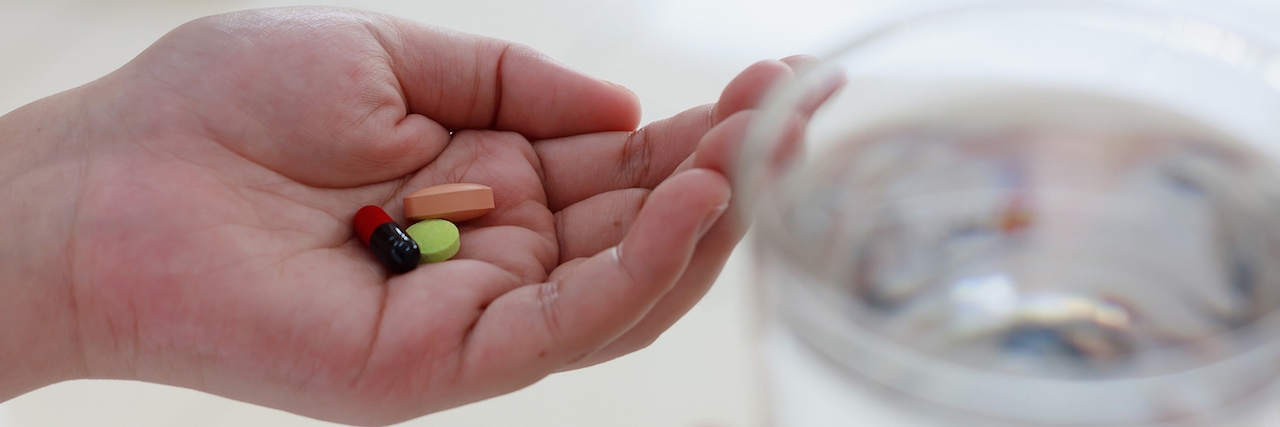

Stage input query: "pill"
[
  {"left": 353, "top": 205, "right": 420, "bottom": 274},
  {"left": 404, "top": 183, "right": 495, "bottom": 222},
  {"left": 405, "top": 219, "right": 461, "bottom": 263}
]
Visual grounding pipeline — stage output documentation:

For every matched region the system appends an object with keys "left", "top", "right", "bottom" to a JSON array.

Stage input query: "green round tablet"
[{"left": 405, "top": 219, "right": 460, "bottom": 263}]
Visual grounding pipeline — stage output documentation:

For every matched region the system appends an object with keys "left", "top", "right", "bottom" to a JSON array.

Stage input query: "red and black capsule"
[{"left": 353, "top": 205, "right": 420, "bottom": 274}]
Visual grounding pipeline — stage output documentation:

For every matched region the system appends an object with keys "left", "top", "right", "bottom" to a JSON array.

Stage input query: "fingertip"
[
  {"left": 379, "top": 19, "right": 641, "bottom": 140},
  {"left": 673, "top": 168, "right": 733, "bottom": 209},
  {"left": 768, "top": 55, "right": 844, "bottom": 119},
  {"left": 780, "top": 54, "right": 819, "bottom": 71},
  {"left": 713, "top": 55, "right": 821, "bottom": 124},
  {"left": 602, "top": 80, "right": 644, "bottom": 131},
  {"left": 798, "top": 74, "right": 846, "bottom": 120},
  {"left": 603, "top": 79, "right": 643, "bottom": 125},
  {"left": 693, "top": 110, "right": 757, "bottom": 178},
  {"left": 497, "top": 49, "right": 643, "bottom": 139},
  {"left": 714, "top": 59, "right": 793, "bottom": 124},
  {"left": 560, "top": 67, "right": 644, "bottom": 133},
  {"left": 616, "top": 168, "right": 731, "bottom": 284}
]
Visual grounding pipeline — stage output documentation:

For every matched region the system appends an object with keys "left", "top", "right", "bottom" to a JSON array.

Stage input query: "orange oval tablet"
[{"left": 404, "top": 183, "right": 495, "bottom": 222}]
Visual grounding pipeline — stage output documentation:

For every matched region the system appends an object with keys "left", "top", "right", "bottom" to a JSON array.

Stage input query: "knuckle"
[{"left": 619, "top": 127, "right": 655, "bottom": 186}]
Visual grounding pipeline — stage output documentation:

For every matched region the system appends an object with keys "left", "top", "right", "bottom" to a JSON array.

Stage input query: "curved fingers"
[
  {"left": 563, "top": 68, "right": 832, "bottom": 367},
  {"left": 711, "top": 58, "right": 797, "bottom": 123},
  {"left": 535, "top": 105, "right": 713, "bottom": 211},
  {"left": 553, "top": 188, "right": 649, "bottom": 263},
  {"left": 534, "top": 57, "right": 807, "bottom": 212},
  {"left": 454, "top": 168, "right": 730, "bottom": 387},
  {"left": 558, "top": 110, "right": 757, "bottom": 369}
]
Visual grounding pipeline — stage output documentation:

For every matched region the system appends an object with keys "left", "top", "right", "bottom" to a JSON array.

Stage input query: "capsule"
[{"left": 353, "top": 205, "right": 420, "bottom": 274}]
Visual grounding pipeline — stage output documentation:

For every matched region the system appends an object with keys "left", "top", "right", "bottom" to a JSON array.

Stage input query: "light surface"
[{"left": 0, "top": 1, "right": 889, "bottom": 426}]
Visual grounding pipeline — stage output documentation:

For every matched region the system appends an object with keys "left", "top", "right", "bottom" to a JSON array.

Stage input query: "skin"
[{"left": 0, "top": 7, "right": 826, "bottom": 426}]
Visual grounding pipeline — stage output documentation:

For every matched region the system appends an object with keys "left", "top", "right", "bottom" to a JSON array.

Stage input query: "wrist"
[{"left": 0, "top": 89, "right": 96, "bottom": 400}]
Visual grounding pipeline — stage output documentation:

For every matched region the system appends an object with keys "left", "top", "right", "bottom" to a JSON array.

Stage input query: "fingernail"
[
  {"left": 698, "top": 201, "right": 730, "bottom": 238},
  {"left": 780, "top": 54, "right": 820, "bottom": 71},
  {"left": 604, "top": 78, "right": 639, "bottom": 98},
  {"left": 610, "top": 243, "right": 623, "bottom": 262},
  {"left": 601, "top": 78, "right": 628, "bottom": 91}
]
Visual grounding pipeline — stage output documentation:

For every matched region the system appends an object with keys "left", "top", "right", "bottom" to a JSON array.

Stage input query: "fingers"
[
  {"left": 376, "top": 16, "right": 641, "bottom": 140},
  {"left": 780, "top": 54, "right": 818, "bottom": 69},
  {"left": 536, "top": 58, "right": 798, "bottom": 211},
  {"left": 535, "top": 105, "right": 713, "bottom": 211},
  {"left": 711, "top": 58, "right": 798, "bottom": 123},
  {"left": 162, "top": 8, "right": 637, "bottom": 189},
  {"left": 538, "top": 57, "right": 831, "bottom": 366},
  {"left": 559, "top": 111, "right": 757, "bottom": 369},
  {"left": 553, "top": 188, "right": 648, "bottom": 263},
  {"left": 561, "top": 97, "right": 814, "bottom": 368},
  {"left": 792, "top": 59, "right": 846, "bottom": 119},
  {"left": 550, "top": 111, "right": 753, "bottom": 280},
  {"left": 455, "top": 226, "right": 557, "bottom": 285},
  {"left": 454, "top": 168, "right": 730, "bottom": 386}
]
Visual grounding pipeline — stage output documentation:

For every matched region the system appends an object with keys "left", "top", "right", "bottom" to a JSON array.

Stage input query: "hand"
[{"left": 0, "top": 7, "right": 820, "bottom": 425}]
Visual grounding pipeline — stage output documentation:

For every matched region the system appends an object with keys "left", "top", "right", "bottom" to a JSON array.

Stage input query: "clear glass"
[{"left": 741, "top": 1, "right": 1280, "bottom": 426}]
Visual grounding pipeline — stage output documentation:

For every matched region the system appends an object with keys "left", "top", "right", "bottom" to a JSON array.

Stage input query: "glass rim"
[{"left": 737, "top": 0, "right": 1280, "bottom": 218}]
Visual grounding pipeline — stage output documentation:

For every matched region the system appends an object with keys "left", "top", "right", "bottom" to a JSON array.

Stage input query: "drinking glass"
[{"left": 740, "top": 1, "right": 1280, "bottom": 425}]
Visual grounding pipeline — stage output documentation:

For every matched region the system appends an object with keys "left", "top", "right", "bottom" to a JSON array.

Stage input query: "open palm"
[{"left": 55, "top": 7, "right": 814, "bottom": 425}]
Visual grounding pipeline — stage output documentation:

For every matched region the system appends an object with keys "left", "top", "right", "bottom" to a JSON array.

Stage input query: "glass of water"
[{"left": 740, "top": 1, "right": 1280, "bottom": 426}]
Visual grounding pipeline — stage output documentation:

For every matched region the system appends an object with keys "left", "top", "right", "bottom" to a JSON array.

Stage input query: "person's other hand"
[{"left": 0, "top": 7, "right": 824, "bottom": 425}]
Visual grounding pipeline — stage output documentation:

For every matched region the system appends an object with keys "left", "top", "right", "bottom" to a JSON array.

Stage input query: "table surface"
[{"left": 0, "top": 1, "right": 890, "bottom": 426}]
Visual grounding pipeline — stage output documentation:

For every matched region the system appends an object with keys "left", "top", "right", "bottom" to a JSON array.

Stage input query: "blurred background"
[{"left": 0, "top": 0, "right": 898, "bottom": 426}]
